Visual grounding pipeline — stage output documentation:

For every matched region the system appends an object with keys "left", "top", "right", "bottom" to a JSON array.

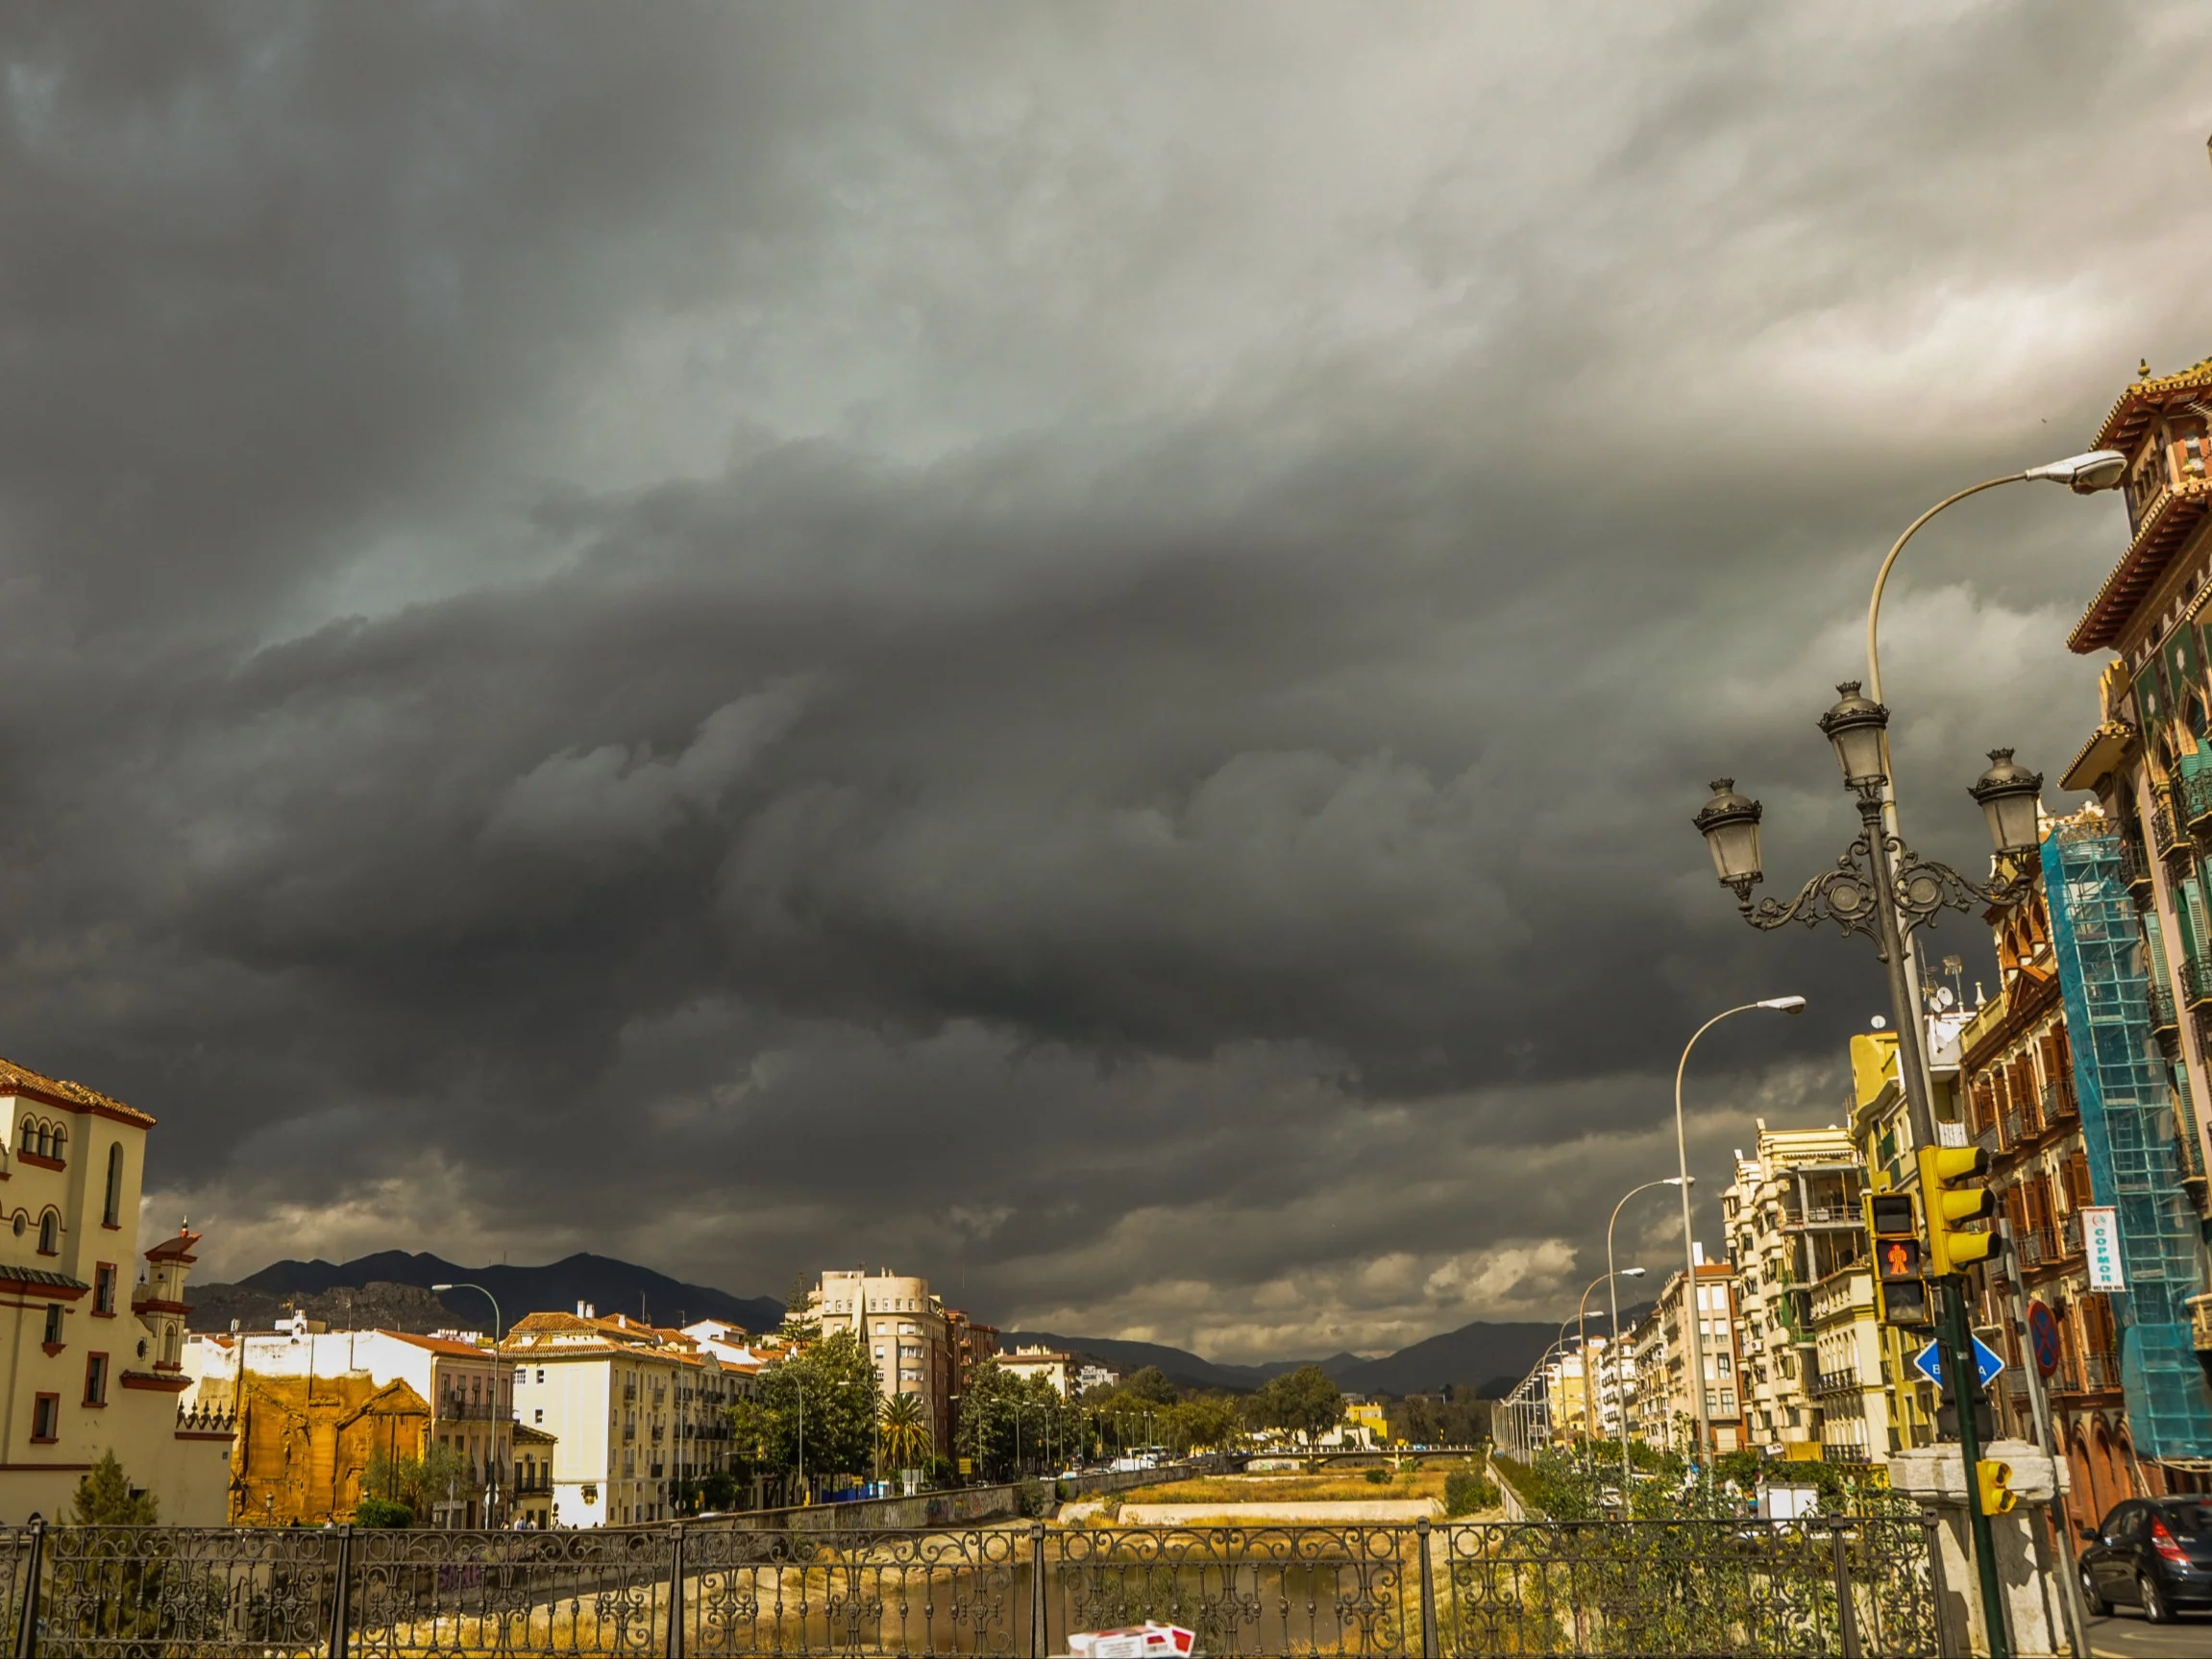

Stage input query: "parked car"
[{"left": 2078, "top": 1498, "right": 2212, "bottom": 1623}]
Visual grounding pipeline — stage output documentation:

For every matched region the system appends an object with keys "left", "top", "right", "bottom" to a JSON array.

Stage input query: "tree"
[
  {"left": 1119, "top": 1365, "right": 1178, "bottom": 1405},
  {"left": 1259, "top": 1365, "right": 1343, "bottom": 1448},
  {"left": 878, "top": 1390, "right": 933, "bottom": 1473},
  {"left": 778, "top": 1270, "right": 822, "bottom": 1343},
  {"left": 956, "top": 1364, "right": 1081, "bottom": 1480},
  {"left": 364, "top": 1441, "right": 475, "bottom": 1522},
  {"left": 1160, "top": 1394, "right": 1241, "bottom": 1453},
  {"left": 72, "top": 1451, "right": 159, "bottom": 1525},
  {"left": 729, "top": 1328, "right": 879, "bottom": 1489}
]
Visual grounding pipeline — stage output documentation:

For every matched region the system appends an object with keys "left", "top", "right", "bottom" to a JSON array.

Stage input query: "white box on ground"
[{"left": 1068, "top": 1623, "right": 1195, "bottom": 1658}]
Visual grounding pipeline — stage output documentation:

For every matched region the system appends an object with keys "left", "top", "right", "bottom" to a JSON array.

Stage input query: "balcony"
[
  {"left": 2051, "top": 1350, "right": 2123, "bottom": 1396},
  {"left": 513, "top": 1473, "right": 552, "bottom": 1496},
  {"left": 2184, "top": 957, "right": 2212, "bottom": 1011},
  {"left": 2042, "top": 1080, "right": 2078, "bottom": 1123},
  {"left": 2152, "top": 791, "right": 2188, "bottom": 858},
  {"left": 1975, "top": 1122, "right": 2003, "bottom": 1158},
  {"left": 2015, "top": 1232, "right": 2049, "bottom": 1269},
  {"left": 2119, "top": 839, "right": 2156, "bottom": 906},
  {"left": 2150, "top": 981, "right": 2181, "bottom": 1037},
  {"left": 1825, "top": 1444, "right": 1872, "bottom": 1465},
  {"left": 1811, "top": 1369, "right": 1860, "bottom": 1398},
  {"left": 437, "top": 1398, "right": 506, "bottom": 1422},
  {"left": 2003, "top": 1107, "right": 2026, "bottom": 1149},
  {"left": 2179, "top": 769, "right": 2212, "bottom": 835},
  {"left": 2058, "top": 1211, "right": 2084, "bottom": 1257}
]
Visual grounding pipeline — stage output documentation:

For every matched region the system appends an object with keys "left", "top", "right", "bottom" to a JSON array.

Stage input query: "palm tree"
[{"left": 878, "top": 1390, "right": 933, "bottom": 1475}]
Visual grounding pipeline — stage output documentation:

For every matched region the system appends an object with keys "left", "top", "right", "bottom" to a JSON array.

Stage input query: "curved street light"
[
  {"left": 1607, "top": 1177, "right": 1688, "bottom": 1484},
  {"left": 1671, "top": 998, "right": 1805, "bottom": 1458}
]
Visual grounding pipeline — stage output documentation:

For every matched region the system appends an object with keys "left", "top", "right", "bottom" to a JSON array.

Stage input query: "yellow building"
[{"left": 0, "top": 1058, "right": 234, "bottom": 1525}]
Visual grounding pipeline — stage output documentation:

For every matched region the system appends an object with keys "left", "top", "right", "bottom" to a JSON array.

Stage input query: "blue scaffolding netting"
[{"left": 2043, "top": 817, "right": 2212, "bottom": 1462}]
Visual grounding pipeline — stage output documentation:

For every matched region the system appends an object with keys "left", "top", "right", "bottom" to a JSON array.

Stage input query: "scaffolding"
[{"left": 2043, "top": 816, "right": 2212, "bottom": 1461}]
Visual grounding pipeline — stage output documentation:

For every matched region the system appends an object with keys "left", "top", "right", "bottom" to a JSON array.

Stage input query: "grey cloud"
[{"left": 3, "top": 2, "right": 2207, "bottom": 1357}]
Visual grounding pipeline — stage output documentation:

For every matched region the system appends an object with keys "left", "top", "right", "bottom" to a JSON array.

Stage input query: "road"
[{"left": 2086, "top": 1607, "right": 2212, "bottom": 1656}]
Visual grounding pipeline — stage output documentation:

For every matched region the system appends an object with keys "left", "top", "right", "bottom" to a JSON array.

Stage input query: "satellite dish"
[{"left": 1933, "top": 987, "right": 1956, "bottom": 1011}]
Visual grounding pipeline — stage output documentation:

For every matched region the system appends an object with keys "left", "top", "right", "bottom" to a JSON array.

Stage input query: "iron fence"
[{"left": 0, "top": 1516, "right": 1942, "bottom": 1658}]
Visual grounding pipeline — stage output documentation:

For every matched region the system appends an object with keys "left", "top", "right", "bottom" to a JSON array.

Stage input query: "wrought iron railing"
[
  {"left": 1810, "top": 1368, "right": 1860, "bottom": 1397},
  {"left": 2183, "top": 955, "right": 2212, "bottom": 1010},
  {"left": 2178, "top": 768, "right": 2212, "bottom": 832},
  {"left": 1974, "top": 1122, "right": 2002, "bottom": 1158},
  {"left": 2041, "top": 1080, "right": 2077, "bottom": 1121},
  {"left": 2118, "top": 837, "right": 2154, "bottom": 901},
  {"left": 435, "top": 1398, "right": 507, "bottom": 1422},
  {"left": 2152, "top": 790, "right": 2187, "bottom": 856},
  {"left": 0, "top": 1517, "right": 1944, "bottom": 1659},
  {"left": 2149, "top": 980, "right": 2180, "bottom": 1032},
  {"left": 2002, "top": 1108, "right": 2025, "bottom": 1149}
]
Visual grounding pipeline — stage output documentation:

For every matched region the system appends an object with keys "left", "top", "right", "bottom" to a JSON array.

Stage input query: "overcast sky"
[{"left": 6, "top": 3, "right": 2209, "bottom": 1361}]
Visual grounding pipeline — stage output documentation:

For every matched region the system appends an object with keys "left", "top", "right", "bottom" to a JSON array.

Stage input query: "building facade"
[
  {"left": 502, "top": 1307, "right": 740, "bottom": 1527},
  {"left": 183, "top": 1322, "right": 517, "bottom": 1525},
  {"left": 0, "top": 1060, "right": 233, "bottom": 1525},
  {"left": 1626, "top": 1256, "right": 1744, "bottom": 1455},
  {"left": 1722, "top": 1124, "right": 1866, "bottom": 1459},
  {"left": 808, "top": 1271, "right": 956, "bottom": 1452}
]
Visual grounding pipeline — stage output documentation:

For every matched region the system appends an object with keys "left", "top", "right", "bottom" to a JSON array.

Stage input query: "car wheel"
[
  {"left": 2138, "top": 1572, "right": 2173, "bottom": 1624},
  {"left": 2079, "top": 1569, "right": 2109, "bottom": 1618}
]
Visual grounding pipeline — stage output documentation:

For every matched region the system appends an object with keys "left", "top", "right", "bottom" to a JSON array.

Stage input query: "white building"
[
  {"left": 0, "top": 1057, "right": 233, "bottom": 1525},
  {"left": 997, "top": 1345, "right": 1073, "bottom": 1396},
  {"left": 807, "top": 1271, "right": 954, "bottom": 1449},
  {"left": 182, "top": 1320, "right": 518, "bottom": 1525},
  {"left": 502, "top": 1305, "right": 742, "bottom": 1527}
]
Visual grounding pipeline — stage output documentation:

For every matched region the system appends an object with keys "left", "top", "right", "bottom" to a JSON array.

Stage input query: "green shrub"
[
  {"left": 1443, "top": 1470, "right": 1499, "bottom": 1516},
  {"left": 1364, "top": 1467, "right": 1390, "bottom": 1485},
  {"left": 352, "top": 1498, "right": 414, "bottom": 1528},
  {"left": 1016, "top": 1478, "right": 1053, "bottom": 1518}
]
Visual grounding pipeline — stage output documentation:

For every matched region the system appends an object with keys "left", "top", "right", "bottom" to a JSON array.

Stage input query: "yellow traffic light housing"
[
  {"left": 1919, "top": 1146, "right": 1999, "bottom": 1275},
  {"left": 1976, "top": 1458, "right": 2017, "bottom": 1515}
]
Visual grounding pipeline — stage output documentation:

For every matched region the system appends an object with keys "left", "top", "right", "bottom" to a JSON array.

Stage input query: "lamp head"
[
  {"left": 2023, "top": 449, "right": 2126, "bottom": 492},
  {"left": 431, "top": 1282, "right": 455, "bottom": 1292},
  {"left": 1817, "top": 682, "right": 1890, "bottom": 794},
  {"left": 1693, "top": 778, "right": 1764, "bottom": 893},
  {"left": 1968, "top": 748, "right": 2045, "bottom": 864},
  {"left": 1622, "top": 1267, "right": 1648, "bottom": 1279},
  {"left": 1663, "top": 1175, "right": 1696, "bottom": 1186},
  {"left": 1757, "top": 994, "right": 1808, "bottom": 1014}
]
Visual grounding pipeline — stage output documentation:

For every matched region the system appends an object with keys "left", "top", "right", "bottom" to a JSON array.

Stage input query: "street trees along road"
[
  {"left": 729, "top": 1328, "right": 879, "bottom": 1481},
  {"left": 955, "top": 1360, "right": 1084, "bottom": 1480}
]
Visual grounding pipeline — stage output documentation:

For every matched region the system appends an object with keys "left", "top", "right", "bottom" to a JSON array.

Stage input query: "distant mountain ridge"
[
  {"left": 189, "top": 1251, "right": 782, "bottom": 1335},
  {"left": 193, "top": 1249, "right": 1626, "bottom": 1400}
]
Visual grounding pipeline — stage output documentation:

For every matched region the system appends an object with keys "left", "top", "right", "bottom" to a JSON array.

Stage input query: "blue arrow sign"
[{"left": 1911, "top": 1337, "right": 2005, "bottom": 1391}]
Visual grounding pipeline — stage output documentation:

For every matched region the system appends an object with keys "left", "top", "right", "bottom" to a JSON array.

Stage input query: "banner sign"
[{"left": 2081, "top": 1206, "right": 2126, "bottom": 1290}]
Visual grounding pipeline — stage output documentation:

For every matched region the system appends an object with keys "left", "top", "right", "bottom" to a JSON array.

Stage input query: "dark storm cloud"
[{"left": 3, "top": 1, "right": 2207, "bottom": 1355}]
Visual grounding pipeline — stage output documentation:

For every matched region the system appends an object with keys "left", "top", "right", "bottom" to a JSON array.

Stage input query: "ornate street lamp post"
[{"left": 1695, "top": 682, "right": 2043, "bottom": 1659}]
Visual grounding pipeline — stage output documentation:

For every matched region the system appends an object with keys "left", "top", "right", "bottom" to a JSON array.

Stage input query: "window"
[
  {"left": 42, "top": 1305, "right": 62, "bottom": 1346},
  {"left": 537, "top": 1368, "right": 545, "bottom": 1383},
  {"left": 515, "top": 1366, "right": 528, "bottom": 1383},
  {"left": 37, "top": 1211, "right": 58, "bottom": 1255},
  {"left": 50, "top": 1125, "right": 63, "bottom": 1161},
  {"left": 104, "top": 1146, "right": 123, "bottom": 1228},
  {"left": 534, "top": 1408, "right": 544, "bottom": 1424},
  {"left": 84, "top": 1354, "right": 109, "bottom": 1406},
  {"left": 30, "top": 1394, "right": 59, "bottom": 1443},
  {"left": 94, "top": 1264, "right": 116, "bottom": 1316}
]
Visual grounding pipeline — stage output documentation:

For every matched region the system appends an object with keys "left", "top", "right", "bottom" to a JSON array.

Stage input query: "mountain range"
[
  {"left": 187, "top": 1250, "right": 1616, "bottom": 1397},
  {"left": 185, "top": 1251, "right": 783, "bottom": 1336}
]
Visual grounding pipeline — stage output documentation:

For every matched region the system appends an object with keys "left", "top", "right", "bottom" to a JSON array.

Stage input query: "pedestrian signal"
[
  {"left": 1976, "top": 1458, "right": 2017, "bottom": 1515},
  {"left": 1919, "top": 1146, "right": 1999, "bottom": 1275},
  {"left": 1866, "top": 1188, "right": 1930, "bottom": 1327}
]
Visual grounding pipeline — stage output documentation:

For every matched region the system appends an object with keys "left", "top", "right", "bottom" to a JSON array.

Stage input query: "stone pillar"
[{"left": 1888, "top": 1439, "right": 2073, "bottom": 1658}]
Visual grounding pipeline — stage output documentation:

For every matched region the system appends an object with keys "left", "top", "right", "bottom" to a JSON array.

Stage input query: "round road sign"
[{"left": 2028, "top": 1300, "right": 2061, "bottom": 1378}]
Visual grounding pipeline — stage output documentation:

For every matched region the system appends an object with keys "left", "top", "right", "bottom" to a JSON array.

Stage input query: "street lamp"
[
  {"left": 1607, "top": 1177, "right": 1687, "bottom": 1485},
  {"left": 1697, "top": 693, "right": 2046, "bottom": 1659},
  {"left": 1669, "top": 998, "right": 1805, "bottom": 1458},
  {"left": 430, "top": 1283, "right": 504, "bottom": 1343}
]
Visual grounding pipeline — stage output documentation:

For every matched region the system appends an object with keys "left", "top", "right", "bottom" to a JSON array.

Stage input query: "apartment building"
[
  {"left": 1722, "top": 1124, "right": 1866, "bottom": 1459},
  {"left": 184, "top": 1320, "right": 517, "bottom": 1525},
  {"left": 0, "top": 1059, "right": 233, "bottom": 1525},
  {"left": 809, "top": 1270, "right": 956, "bottom": 1449},
  {"left": 502, "top": 1306, "right": 742, "bottom": 1527},
  {"left": 1627, "top": 1254, "right": 1744, "bottom": 1455},
  {"left": 998, "top": 1346, "right": 1074, "bottom": 1396}
]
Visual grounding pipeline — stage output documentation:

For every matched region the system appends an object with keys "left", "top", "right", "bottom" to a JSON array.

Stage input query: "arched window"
[
  {"left": 49, "top": 1125, "right": 65, "bottom": 1164},
  {"left": 104, "top": 1146, "right": 123, "bottom": 1228},
  {"left": 32, "top": 1123, "right": 48, "bottom": 1159},
  {"left": 37, "top": 1210, "right": 57, "bottom": 1254},
  {"left": 13, "top": 1120, "right": 28, "bottom": 1154}
]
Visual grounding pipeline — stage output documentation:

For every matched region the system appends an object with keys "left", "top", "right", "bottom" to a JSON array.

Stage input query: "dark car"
[{"left": 2078, "top": 1498, "right": 2212, "bottom": 1623}]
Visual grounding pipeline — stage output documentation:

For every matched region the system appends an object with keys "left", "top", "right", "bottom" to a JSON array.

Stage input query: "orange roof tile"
[
  {"left": 383, "top": 1331, "right": 493, "bottom": 1358},
  {"left": 0, "top": 1055, "right": 156, "bottom": 1128}
]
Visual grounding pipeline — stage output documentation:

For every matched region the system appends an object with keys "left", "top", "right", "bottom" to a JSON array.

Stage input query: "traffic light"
[
  {"left": 1866, "top": 1189, "right": 1931, "bottom": 1327},
  {"left": 1919, "top": 1146, "right": 1999, "bottom": 1275},
  {"left": 1976, "top": 1458, "right": 2017, "bottom": 1515}
]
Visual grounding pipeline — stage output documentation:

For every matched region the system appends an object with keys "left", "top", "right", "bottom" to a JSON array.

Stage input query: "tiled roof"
[
  {"left": 0, "top": 1263, "right": 88, "bottom": 1292},
  {"left": 384, "top": 1331, "right": 492, "bottom": 1358},
  {"left": 0, "top": 1056, "right": 156, "bottom": 1127}
]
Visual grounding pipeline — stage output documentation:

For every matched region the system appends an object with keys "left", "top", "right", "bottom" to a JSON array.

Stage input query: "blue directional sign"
[{"left": 1911, "top": 1337, "right": 2005, "bottom": 1391}]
